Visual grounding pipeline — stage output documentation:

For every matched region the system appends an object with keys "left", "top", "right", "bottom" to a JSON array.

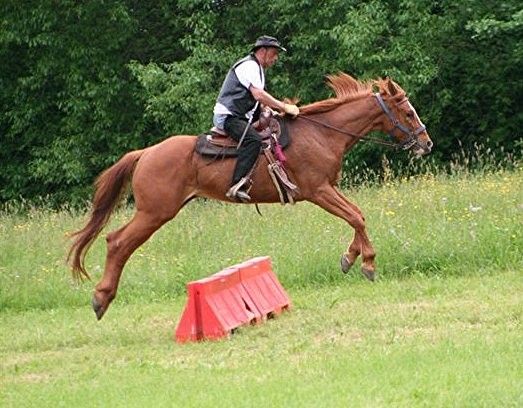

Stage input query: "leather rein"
[{"left": 296, "top": 93, "right": 426, "bottom": 150}]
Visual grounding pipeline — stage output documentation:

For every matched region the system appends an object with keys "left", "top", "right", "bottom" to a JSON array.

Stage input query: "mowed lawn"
[{"left": 1, "top": 169, "right": 522, "bottom": 407}]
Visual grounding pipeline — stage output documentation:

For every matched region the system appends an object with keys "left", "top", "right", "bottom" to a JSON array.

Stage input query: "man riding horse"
[
  {"left": 213, "top": 35, "right": 300, "bottom": 202},
  {"left": 69, "top": 48, "right": 433, "bottom": 320}
]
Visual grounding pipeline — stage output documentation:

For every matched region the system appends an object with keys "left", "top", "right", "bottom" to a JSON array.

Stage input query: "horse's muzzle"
[{"left": 413, "top": 139, "right": 433, "bottom": 157}]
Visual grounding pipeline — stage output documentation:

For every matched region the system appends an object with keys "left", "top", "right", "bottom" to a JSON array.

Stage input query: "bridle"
[
  {"left": 373, "top": 92, "right": 426, "bottom": 150},
  {"left": 296, "top": 93, "right": 426, "bottom": 150}
]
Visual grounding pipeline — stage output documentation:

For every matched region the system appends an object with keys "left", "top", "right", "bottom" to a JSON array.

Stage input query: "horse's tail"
[{"left": 67, "top": 149, "right": 145, "bottom": 281}]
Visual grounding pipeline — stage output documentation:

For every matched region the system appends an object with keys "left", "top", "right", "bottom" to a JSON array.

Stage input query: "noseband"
[{"left": 373, "top": 93, "right": 426, "bottom": 150}]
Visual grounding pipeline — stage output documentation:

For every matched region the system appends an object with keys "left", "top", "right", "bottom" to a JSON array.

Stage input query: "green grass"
[
  {"left": 1, "top": 169, "right": 522, "bottom": 406},
  {"left": 1, "top": 274, "right": 521, "bottom": 407}
]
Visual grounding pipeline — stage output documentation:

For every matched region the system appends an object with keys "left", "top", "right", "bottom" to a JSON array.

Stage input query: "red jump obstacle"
[{"left": 175, "top": 256, "right": 291, "bottom": 343}]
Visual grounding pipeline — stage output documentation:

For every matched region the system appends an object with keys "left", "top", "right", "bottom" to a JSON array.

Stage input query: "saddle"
[
  {"left": 195, "top": 113, "right": 290, "bottom": 158},
  {"left": 195, "top": 112, "right": 298, "bottom": 204}
]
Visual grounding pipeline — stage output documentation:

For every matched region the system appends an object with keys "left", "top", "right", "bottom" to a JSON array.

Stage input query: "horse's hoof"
[
  {"left": 361, "top": 267, "right": 376, "bottom": 282},
  {"left": 340, "top": 254, "right": 353, "bottom": 274},
  {"left": 92, "top": 296, "right": 105, "bottom": 321}
]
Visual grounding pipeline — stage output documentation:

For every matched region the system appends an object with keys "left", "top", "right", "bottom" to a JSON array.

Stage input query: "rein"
[
  {"left": 297, "top": 115, "right": 398, "bottom": 148},
  {"left": 296, "top": 93, "right": 426, "bottom": 150}
]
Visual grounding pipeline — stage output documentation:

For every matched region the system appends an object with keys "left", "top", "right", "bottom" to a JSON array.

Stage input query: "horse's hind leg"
[
  {"left": 311, "top": 185, "right": 376, "bottom": 281},
  {"left": 341, "top": 232, "right": 362, "bottom": 273},
  {"left": 92, "top": 208, "right": 176, "bottom": 320}
]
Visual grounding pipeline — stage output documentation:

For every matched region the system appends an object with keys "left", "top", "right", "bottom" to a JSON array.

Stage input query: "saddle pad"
[{"left": 195, "top": 117, "right": 290, "bottom": 158}]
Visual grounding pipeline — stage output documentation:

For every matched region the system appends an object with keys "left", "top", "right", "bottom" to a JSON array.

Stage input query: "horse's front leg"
[
  {"left": 338, "top": 189, "right": 367, "bottom": 273},
  {"left": 311, "top": 185, "right": 376, "bottom": 281}
]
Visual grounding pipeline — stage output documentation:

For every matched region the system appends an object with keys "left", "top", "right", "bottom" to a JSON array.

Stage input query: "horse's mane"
[{"left": 299, "top": 73, "right": 402, "bottom": 115}]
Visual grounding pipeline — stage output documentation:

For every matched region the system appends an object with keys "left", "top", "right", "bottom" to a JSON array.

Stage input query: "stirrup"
[{"left": 226, "top": 178, "right": 251, "bottom": 202}]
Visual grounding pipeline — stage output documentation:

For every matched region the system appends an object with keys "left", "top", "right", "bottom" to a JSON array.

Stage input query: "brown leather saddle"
[{"left": 195, "top": 115, "right": 290, "bottom": 158}]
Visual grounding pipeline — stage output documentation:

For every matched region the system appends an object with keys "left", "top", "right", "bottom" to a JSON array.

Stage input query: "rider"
[{"left": 213, "top": 35, "right": 300, "bottom": 202}]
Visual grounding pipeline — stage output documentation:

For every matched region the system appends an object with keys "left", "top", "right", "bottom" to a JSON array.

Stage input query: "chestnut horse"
[{"left": 68, "top": 73, "right": 432, "bottom": 320}]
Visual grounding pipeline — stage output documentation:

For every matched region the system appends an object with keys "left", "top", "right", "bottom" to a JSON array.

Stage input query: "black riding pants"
[{"left": 224, "top": 116, "right": 262, "bottom": 186}]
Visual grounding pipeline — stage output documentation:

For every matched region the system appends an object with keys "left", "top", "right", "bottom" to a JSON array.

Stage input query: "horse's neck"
[
  {"left": 312, "top": 95, "right": 382, "bottom": 152},
  {"left": 325, "top": 95, "right": 380, "bottom": 133}
]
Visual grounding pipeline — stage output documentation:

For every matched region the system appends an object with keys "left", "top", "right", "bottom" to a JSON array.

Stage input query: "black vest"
[{"left": 216, "top": 55, "right": 264, "bottom": 117}]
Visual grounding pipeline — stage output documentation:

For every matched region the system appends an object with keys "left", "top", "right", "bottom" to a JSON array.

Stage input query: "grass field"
[{"left": 1, "top": 168, "right": 522, "bottom": 407}]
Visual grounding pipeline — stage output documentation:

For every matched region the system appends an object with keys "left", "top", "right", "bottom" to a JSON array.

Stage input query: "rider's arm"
[
  {"left": 250, "top": 85, "right": 285, "bottom": 111},
  {"left": 250, "top": 85, "right": 299, "bottom": 116}
]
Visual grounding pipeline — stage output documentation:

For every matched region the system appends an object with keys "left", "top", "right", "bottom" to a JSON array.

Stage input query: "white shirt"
[{"left": 213, "top": 60, "right": 265, "bottom": 118}]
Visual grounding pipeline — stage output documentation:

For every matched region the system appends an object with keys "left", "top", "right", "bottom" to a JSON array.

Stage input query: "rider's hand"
[{"left": 283, "top": 103, "right": 300, "bottom": 117}]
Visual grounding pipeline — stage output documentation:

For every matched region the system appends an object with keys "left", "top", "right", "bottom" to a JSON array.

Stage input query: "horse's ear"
[{"left": 387, "top": 78, "right": 398, "bottom": 96}]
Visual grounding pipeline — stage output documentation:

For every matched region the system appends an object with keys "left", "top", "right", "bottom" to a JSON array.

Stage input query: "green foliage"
[
  {"left": 0, "top": 0, "right": 145, "bottom": 205},
  {"left": 0, "top": 0, "right": 522, "bottom": 205}
]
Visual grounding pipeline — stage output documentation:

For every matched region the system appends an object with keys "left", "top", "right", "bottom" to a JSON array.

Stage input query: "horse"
[{"left": 68, "top": 73, "right": 432, "bottom": 320}]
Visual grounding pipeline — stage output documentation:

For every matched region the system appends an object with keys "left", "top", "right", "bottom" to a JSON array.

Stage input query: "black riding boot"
[{"left": 224, "top": 116, "right": 262, "bottom": 201}]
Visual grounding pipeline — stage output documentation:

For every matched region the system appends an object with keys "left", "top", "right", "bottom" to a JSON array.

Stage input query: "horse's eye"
[{"left": 406, "top": 111, "right": 414, "bottom": 119}]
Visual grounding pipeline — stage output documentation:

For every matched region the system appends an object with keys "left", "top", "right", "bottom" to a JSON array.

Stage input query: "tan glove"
[{"left": 283, "top": 103, "right": 300, "bottom": 117}]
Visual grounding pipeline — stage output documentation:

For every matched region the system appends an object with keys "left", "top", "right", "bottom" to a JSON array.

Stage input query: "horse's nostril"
[{"left": 426, "top": 140, "right": 433, "bottom": 149}]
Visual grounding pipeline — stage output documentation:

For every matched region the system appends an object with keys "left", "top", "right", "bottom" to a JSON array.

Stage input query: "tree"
[{"left": 1, "top": 0, "right": 521, "bottom": 205}]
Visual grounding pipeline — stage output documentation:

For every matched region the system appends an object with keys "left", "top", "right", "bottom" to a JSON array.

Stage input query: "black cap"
[{"left": 251, "top": 35, "right": 287, "bottom": 52}]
